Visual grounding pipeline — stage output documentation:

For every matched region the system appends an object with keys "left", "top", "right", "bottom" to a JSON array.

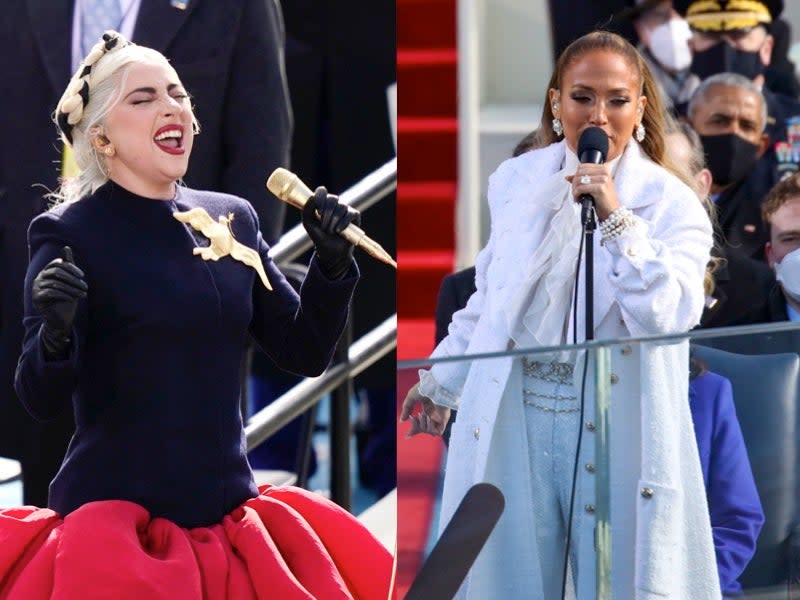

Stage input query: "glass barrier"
[{"left": 397, "top": 321, "right": 800, "bottom": 599}]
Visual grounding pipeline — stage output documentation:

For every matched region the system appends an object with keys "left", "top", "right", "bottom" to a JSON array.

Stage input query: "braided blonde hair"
[{"left": 51, "top": 31, "right": 199, "bottom": 206}]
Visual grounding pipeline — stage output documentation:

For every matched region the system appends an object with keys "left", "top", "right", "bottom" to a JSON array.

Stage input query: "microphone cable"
[{"left": 561, "top": 206, "right": 593, "bottom": 599}]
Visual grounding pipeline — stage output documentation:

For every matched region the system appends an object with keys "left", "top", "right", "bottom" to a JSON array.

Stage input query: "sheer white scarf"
[{"left": 501, "top": 145, "right": 621, "bottom": 354}]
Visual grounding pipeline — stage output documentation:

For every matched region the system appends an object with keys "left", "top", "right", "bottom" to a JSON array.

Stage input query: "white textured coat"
[{"left": 424, "top": 140, "right": 721, "bottom": 598}]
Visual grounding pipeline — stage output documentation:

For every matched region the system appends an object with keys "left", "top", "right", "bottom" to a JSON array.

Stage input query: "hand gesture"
[
  {"left": 302, "top": 186, "right": 361, "bottom": 280},
  {"left": 566, "top": 163, "right": 621, "bottom": 221},
  {"left": 399, "top": 383, "right": 451, "bottom": 438},
  {"left": 32, "top": 246, "right": 87, "bottom": 358}
]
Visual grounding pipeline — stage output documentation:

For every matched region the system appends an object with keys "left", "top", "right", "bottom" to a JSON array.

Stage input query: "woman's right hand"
[
  {"left": 399, "top": 383, "right": 451, "bottom": 438},
  {"left": 32, "top": 246, "right": 87, "bottom": 358}
]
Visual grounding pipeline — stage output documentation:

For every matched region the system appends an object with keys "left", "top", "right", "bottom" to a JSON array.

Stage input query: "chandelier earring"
[
  {"left": 552, "top": 105, "right": 563, "bottom": 137},
  {"left": 635, "top": 123, "right": 645, "bottom": 142}
]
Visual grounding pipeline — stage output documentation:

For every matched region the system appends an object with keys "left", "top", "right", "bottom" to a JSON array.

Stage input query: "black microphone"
[{"left": 576, "top": 127, "right": 609, "bottom": 218}]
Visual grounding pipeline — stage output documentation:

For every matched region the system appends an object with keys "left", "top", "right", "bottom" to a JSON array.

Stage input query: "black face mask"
[
  {"left": 690, "top": 42, "right": 764, "bottom": 80},
  {"left": 699, "top": 133, "right": 760, "bottom": 186}
]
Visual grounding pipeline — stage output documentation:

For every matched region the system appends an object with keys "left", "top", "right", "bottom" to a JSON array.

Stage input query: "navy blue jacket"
[
  {"left": 0, "top": 0, "right": 292, "bottom": 505},
  {"left": 15, "top": 182, "right": 357, "bottom": 528},
  {"left": 689, "top": 371, "right": 764, "bottom": 597}
]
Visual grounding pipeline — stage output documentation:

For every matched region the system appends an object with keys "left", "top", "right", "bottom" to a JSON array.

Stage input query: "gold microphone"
[{"left": 267, "top": 168, "right": 397, "bottom": 269}]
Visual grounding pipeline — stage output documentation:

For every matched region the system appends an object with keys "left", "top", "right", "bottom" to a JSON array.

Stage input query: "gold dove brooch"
[{"left": 173, "top": 207, "right": 272, "bottom": 291}]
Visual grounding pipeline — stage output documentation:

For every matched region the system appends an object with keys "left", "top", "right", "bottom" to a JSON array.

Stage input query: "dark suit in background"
[
  {"left": 435, "top": 267, "right": 477, "bottom": 347},
  {"left": 700, "top": 247, "right": 776, "bottom": 329},
  {"left": 547, "top": 0, "right": 634, "bottom": 57},
  {"left": 764, "top": 18, "right": 800, "bottom": 98},
  {"left": 0, "top": 0, "right": 291, "bottom": 505},
  {"left": 714, "top": 166, "right": 773, "bottom": 262},
  {"left": 707, "top": 283, "right": 800, "bottom": 356},
  {"left": 756, "top": 284, "right": 791, "bottom": 323},
  {"left": 245, "top": 0, "right": 397, "bottom": 496}
]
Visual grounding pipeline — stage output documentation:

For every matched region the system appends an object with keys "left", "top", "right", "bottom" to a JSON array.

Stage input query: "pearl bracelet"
[{"left": 599, "top": 207, "right": 635, "bottom": 243}]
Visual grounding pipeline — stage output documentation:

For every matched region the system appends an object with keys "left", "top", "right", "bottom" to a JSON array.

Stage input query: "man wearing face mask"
[
  {"left": 677, "top": 0, "right": 800, "bottom": 184},
  {"left": 705, "top": 170, "right": 800, "bottom": 356},
  {"left": 760, "top": 175, "right": 800, "bottom": 324},
  {"left": 617, "top": 0, "right": 698, "bottom": 113},
  {"left": 687, "top": 73, "right": 771, "bottom": 260}
]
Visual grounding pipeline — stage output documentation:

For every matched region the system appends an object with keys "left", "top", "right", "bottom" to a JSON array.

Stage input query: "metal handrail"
[
  {"left": 249, "top": 159, "right": 397, "bottom": 509},
  {"left": 245, "top": 315, "right": 397, "bottom": 450},
  {"left": 269, "top": 157, "right": 397, "bottom": 266}
]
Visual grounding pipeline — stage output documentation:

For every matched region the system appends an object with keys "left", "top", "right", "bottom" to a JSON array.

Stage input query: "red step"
[
  {"left": 397, "top": 117, "right": 457, "bottom": 182},
  {"left": 398, "top": 49, "right": 457, "bottom": 118},
  {"left": 397, "top": 0, "right": 456, "bottom": 50},
  {"left": 396, "top": 0, "right": 456, "bottom": 593},
  {"left": 398, "top": 249, "right": 454, "bottom": 319},
  {"left": 397, "top": 181, "right": 456, "bottom": 250},
  {"left": 397, "top": 318, "right": 437, "bottom": 361},
  {"left": 395, "top": 369, "right": 443, "bottom": 596}
]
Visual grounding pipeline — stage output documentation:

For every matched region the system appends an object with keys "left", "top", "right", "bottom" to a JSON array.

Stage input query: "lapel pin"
[
  {"left": 172, "top": 207, "right": 273, "bottom": 291},
  {"left": 170, "top": 0, "right": 188, "bottom": 9}
]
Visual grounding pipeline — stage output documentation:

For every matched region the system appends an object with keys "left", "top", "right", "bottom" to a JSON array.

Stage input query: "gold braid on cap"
[
  {"left": 687, "top": 0, "right": 772, "bottom": 32},
  {"left": 688, "top": 0, "right": 723, "bottom": 12},
  {"left": 56, "top": 31, "right": 131, "bottom": 145}
]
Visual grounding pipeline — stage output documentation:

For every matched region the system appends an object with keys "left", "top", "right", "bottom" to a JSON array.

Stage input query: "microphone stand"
[
  {"left": 581, "top": 199, "right": 596, "bottom": 341},
  {"left": 563, "top": 198, "right": 599, "bottom": 599}
]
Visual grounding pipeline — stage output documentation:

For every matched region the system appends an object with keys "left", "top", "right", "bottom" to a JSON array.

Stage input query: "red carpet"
[
  {"left": 396, "top": 0, "right": 456, "bottom": 595},
  {"left": 395, "top": 370, "right": 443, "bottom": 598},
  {"left": 396, "top": 0, "right": 457, "bottom": 347}
]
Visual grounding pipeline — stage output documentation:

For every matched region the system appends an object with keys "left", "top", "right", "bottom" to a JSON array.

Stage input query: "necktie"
[{"left": 81, "top": 0, "right": 122, "bottom": 57}]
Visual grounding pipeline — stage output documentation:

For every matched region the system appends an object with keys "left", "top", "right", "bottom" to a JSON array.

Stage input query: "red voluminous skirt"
[{"left": 0, "top": 485, "right": 393, "bottom": 599}]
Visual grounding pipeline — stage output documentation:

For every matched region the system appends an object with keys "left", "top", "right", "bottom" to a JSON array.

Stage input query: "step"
[
  {"left": 357, "top": 488, "right": 397, "bottom": 553},
  {"left": 397, "top": 117, "right": 457, "bottom": 182},
  {"left": 398, "top": 250, "right": 454, "bottom": 319},
  {"left": 397, "top": 181, "right": 456, "bottom": 250},
  {"left": 397, "top": 318, "right": 437, "bottom": 361},
  {"left": 398, "top": 49, "right": 457, "bottom": 118},
  {"left": 0, "top": 457, "right": 21, "bottom": 484},
  {"left": 397, "top": 49, "right": 457, "bottom": 66},
  {"left": 397, "top": 0, "right": 456, "bottom": 50}
]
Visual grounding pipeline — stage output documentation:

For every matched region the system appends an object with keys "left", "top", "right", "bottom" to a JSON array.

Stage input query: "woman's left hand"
[
  {"left": 399, "top": 383, "right": 451, "bottom": 438},
  {"left": 302, "top": 186, "right": 361, "bottom": 280},
  {"left": 566, "top": 163, "right": 621, "bottom": 222}
]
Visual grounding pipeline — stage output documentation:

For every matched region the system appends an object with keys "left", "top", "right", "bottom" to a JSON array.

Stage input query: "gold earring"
[{"left": 103, "top": 146, "right": 115, "bottom": 157}]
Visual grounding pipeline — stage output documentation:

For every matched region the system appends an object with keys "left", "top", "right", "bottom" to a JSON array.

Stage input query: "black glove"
[
  {"left": 302, "top": 186, "right": 361, "bottom": 280},
  {"left": 31, "top": 246, "right": 88, "bottom": 360}
]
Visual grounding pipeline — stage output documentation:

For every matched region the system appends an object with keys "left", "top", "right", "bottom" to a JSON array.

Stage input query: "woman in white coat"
[{"left": 401, "top": 31, "right": 720, "bottom": 599}]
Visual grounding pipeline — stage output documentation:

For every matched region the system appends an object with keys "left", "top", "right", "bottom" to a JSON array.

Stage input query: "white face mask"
[
  {"left": 775, "top": 247, "right": 800, "bottom": 304},
  {"left": 647, "top": 18, "right": 692, "bottom": 72}
]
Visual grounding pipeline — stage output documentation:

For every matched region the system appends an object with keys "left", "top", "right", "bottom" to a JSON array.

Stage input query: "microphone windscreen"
[
  {"left": 266, "top": 167, "right": 312, "bottom": 209},
  {"left": 577, "top": 127, "right": 609, "bottom": 163}
]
